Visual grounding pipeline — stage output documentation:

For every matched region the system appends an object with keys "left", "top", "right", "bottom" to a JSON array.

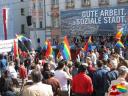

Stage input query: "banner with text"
[
  {"left": 61, "top": 6, "right": 128, "bottom": 36},
  {"left": 0, "top": 39, "right": 16, "bottom": 53}
]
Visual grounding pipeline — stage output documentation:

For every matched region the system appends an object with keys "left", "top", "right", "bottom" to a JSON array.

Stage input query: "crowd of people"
[{"left": 0, "top": 36, "right": 128, "bottom": 96}]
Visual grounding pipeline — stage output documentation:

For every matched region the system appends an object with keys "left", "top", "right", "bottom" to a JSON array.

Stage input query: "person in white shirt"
[
  {"left": 7, "top": 61, "right": 17, "bottom": 79},
  {"left": 48, "top": 55, "right": 56, "bottom": 71},
  {"left": 94, "top": 49, "right": 99, "bottom": 60},
  {"left": 7, "top": 61, "right": 19, "bottom": 87},
  {"left": 23, "top": 70, "right": 53, "bottom": 96},
  {"left": 54, "top": 60, "right": 72, "bottom": 96},
  {"left": 90, "top": 50, "right": 97, "bottom": 67}
]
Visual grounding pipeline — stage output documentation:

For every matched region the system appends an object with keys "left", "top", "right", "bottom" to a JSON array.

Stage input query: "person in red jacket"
[
  {"left": 19, "top": 62, "right": 27, "bottom": 85},
  {"left": 72, "top": 63, "right": 93, "bottom": 96}
]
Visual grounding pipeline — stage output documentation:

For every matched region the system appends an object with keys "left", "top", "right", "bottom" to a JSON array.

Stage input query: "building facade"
[
  {"left": 0, "top": 0, "right": 29, "bottom": 40},
  {"left": 29, "top": 0, "right": 128, "bottom": 48}
]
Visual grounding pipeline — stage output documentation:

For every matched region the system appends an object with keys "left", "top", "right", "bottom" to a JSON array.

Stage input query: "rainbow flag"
[
  {"left": 83, "top": 36, "right": 92, "bottom": 51},
  {"left": 110, "top": 83, "right": 127, "bottom": 95},
  {"left": 115, "top": 28, "right": 123, "bottom": 40},
  {"left": 60, "top": 36, "right": 71, "bottom": 60},
  {"left": 16, "top": 34, "right": 31, "bottom": 42},
  {"left": 116, "top": 84, "right": 127, "bottom": 93},
  {"left": 16, "top": 35, "right": 32, "bottom": 51},
  {"left": 43, "top": 40, "right": 48, "bottom": 50},
  {"left": 45, "top": 40, "right": 54, "bottom": 58},
  {"left": 115, "top": 40, "right": 124, "bottom": 48}
]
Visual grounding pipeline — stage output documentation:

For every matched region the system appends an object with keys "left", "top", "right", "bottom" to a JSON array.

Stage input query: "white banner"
[{"left": 0, "top": 39, "right": 15, "bottom": 53}]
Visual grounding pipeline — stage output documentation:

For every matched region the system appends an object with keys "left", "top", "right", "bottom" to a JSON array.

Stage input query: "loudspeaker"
[
  {"left": 26, "top": 16, "right": 32, "bottom": 26},
  {"left": 37, "top": 38, "right": 40, "bottom": 43}
]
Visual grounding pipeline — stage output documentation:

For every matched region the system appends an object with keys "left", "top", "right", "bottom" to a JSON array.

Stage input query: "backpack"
[{"left": 104, "top": 71, "right": 118, "bottom": 92}]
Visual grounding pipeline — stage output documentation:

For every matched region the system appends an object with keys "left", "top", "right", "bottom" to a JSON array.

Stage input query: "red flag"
[
  {"left": 2, "top": 8, "right": 8, "bottom": 40},
  {"left": 13, "top": 40, "right": 18, "bottom": 59},
  {"left": 83, "top": 42, "right": 88, "bottom": 51},
  {"left": 45, "top": 40, "right": 53, "bottom": 58}
]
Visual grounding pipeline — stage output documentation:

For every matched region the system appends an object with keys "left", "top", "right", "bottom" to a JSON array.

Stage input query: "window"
[
  {"left": 82, "top": 0, "right": 91, "bottom": 7},
  {"left": 33, "top": 22, "right": 36, "bottom": 28},
  {"left": 52, "top": 0, "right": 59, "bottom": 5},
  {"left": 52, "top": 17, "right": 59, "bottom": 28},
  {"left": 118, "top": 0, "right": 128, "bottom": 3},
  {"left": 66, "top": 0, "right": 73, "bottom": 3},
  {"left": 99, "top": 0, "right": 109, "bottom": 5},
  {"left": 39, "top": 2, "right": 42, "bottom": 9},
  {"left": 40, "top": 21, "right": 42, "bottom": 28},
  {"left": 33, "top": 3, "right": 36, "bottom": 9},
  {"left": 21, "top": 24, "right": 25, "bottom": 34},
  {"left": 52, "top": 0, "right": 59, "bottom": 9},
  {"left": 21, "top": 8, "right": 25, "bottom": 16},
  {"left": 66, "top": 0, "right": 74, "bottom": 8}
]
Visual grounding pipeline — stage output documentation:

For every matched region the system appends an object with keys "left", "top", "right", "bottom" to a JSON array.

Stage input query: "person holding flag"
[{"left": 44, "top": 40, "right": 56, "bottom": 70}]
